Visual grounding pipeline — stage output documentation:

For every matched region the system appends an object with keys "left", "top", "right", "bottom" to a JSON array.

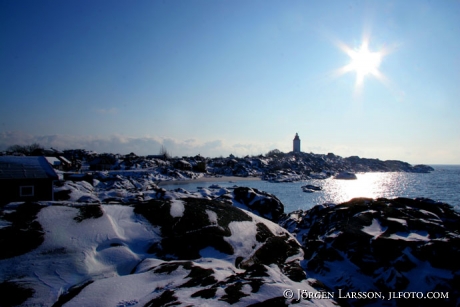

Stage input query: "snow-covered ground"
[
  {"left": 0, "top": 174, "right": 338, "bottom": 306},
  {"left": 2, "top": 173, "right": 459, "bottom": 306}
]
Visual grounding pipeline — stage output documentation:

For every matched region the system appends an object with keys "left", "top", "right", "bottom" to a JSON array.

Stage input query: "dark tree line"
[{"left": 6, "top": 143, "right": 44, "bottom": 155}]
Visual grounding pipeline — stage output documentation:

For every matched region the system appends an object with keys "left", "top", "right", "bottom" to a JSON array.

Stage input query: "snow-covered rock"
[
  {"left": 280, "top": 197, "right": 460, "bottom": 306},
  {"left": 232, "top": 187, "right": 285, "bottom": 222},
  {"left": 54, "top": 174, "right": 288, "bottom": 225},
  {"left": 61, "top": 149, "right": 434, "bottom": 184},
  {"left": 54, "top": 180, "right": 98, "bottom": 202},
  {"left": 0, "top": 199, "right": 335, "bottom": 306},
  {"left": 6, "top": 171, "right": 456, "bottom": 306}
]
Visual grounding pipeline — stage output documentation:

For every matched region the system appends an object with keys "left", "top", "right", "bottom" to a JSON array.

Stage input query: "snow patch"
[
  {"left": 389, "top": 231, "right": 430, "bottom": 241},
  {"left": 170, "top": 200, "right": 185, "bottom": 218},
  {"left": 0, "top": 219, "right": 12, "bottom": 229},
  {"left": 205, "top": 209, "right": 218, "bottom": 225},
  {"left": 419, "top": 209, "right": 442, "bottom": 221},
  {"left": 225, "top": 221, "right": 258, "bottom": 258},
  {"left": 387, "top": 217, "right": 408, "bottom": 226},
  {"left": 327, "top": 230, "right": 342, "bottom": 238},
  {"left": 199, "top": 246, "right": 230, "bottom": 259},
  {"left": 361, "top": 218, "right": 387, "bottom": 238}
]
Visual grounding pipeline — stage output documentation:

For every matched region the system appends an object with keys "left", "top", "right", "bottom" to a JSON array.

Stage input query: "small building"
[
  {"left": 293, "top": 133, "right": 301, "bottom": 153},
  {"left": 0, "top": 156, "right": 59, "bottom": 204}
]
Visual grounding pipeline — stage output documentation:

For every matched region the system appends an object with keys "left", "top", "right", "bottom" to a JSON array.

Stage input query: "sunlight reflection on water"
[
  {"left": 160, "top": 166, "right": 460, "bottom": 213},
  {"left": 319, "top": 173, "right": 409, "bottom": 205},
  {"left": 161, "top": 172, "right": 415, "bottom": 212}
]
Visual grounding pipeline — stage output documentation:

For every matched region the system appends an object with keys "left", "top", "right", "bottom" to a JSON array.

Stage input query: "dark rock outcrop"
[
  {"left": 280, "top": 197, "right": 460, "bottom": 306},
  {"left": 232, "top": 187, "right": 285, "bottom": 222},
  {"left": 134, "top": 198, "right": 251, "bottom": 260},
  {"left": 133, "top": 197, "right": 301, "bottom": 280},
  {"left": 0, "top": 281, "right": 35, "bottom": 307},
  {"left": 0, "top": 202, "right": 44, "bottom": 260}
]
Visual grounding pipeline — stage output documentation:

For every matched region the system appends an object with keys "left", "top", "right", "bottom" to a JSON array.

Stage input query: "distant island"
[{"left": 2, "top": 145, "right": 433, "bottom": 183}]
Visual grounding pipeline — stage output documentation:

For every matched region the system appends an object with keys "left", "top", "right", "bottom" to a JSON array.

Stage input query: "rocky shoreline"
[{"left": 59, "top": 149, "right": 434, "bottom": 183}]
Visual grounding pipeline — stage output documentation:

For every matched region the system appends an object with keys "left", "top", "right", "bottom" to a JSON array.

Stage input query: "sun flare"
[
  {"left": 334, "top": 37, "right": 389, "bottom": 92},
  {"left": 347, "top": 42, "right": 382, "bottom": 85}
]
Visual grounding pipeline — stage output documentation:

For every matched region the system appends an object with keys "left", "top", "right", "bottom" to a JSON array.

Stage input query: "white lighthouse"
[{"left": 293, "top": 133, "right": 301, "bottom": 153}]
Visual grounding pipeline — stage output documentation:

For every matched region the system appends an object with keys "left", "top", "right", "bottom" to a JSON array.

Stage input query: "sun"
[
  {"left": 334, "top": 37, "right": 389, "bottom": 92},
  {"left": 347, "top": 42, "right": 382, "bottom": 85}
]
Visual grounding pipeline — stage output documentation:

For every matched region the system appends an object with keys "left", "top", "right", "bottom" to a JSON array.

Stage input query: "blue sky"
[{"left": 1, "top": 0, "right": 459, "bottom": 164}]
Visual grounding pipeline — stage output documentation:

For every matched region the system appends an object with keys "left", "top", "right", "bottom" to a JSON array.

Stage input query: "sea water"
[{"left": 160, "top": 165, "right": 460, "bottom": 213}]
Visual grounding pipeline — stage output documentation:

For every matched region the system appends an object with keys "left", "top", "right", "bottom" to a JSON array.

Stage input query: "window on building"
[{"left": 20, "top": 186, "right": 34, "bottom": 197}]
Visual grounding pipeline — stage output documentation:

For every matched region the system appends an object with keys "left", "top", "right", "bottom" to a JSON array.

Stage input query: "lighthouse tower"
[{"left": 293, "top": 133, "right": 301, "bottom": 153}]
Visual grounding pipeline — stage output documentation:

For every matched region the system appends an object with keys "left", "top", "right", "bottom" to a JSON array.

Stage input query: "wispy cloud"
[
  {"left": 1, "top": 131, "right": 455, "bottom": 163},
  {"left": 0, "top": 131, "right": 278, "bottom": 157}
]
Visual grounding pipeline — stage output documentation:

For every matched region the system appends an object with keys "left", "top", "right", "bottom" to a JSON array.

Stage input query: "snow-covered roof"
[
  {"left": 0, "top": 156, "right": 59, "bottom": 180},
  {"left": 59, "top": 156, "right": 71, "bottom": 164},
  {"left": 45, "top": 156, "right": 61, "bottom": 166}
]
